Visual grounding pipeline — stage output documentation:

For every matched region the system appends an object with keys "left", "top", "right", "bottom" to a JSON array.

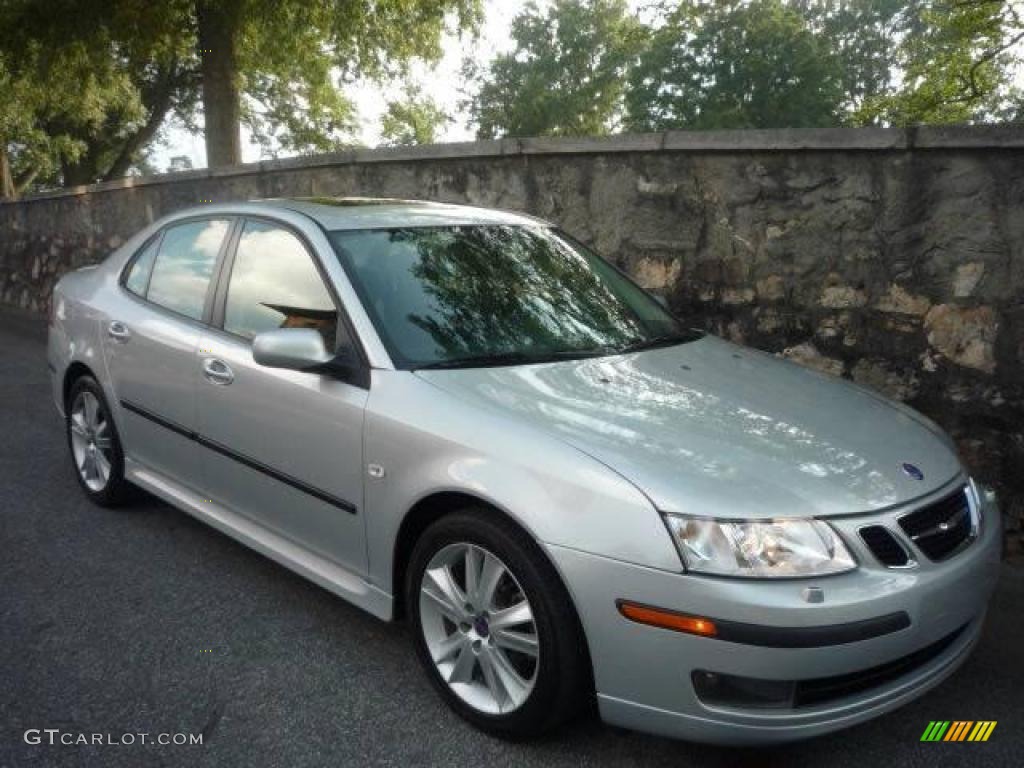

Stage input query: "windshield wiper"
[
  {"left": 414, "top": 348, "right": 611, "bottom": 370},
  {"left": 614, "top": 330, "right": 704, "bottom": 355},
  {"left": 415, "top": 332, "right": 704, "bottom": 370}
]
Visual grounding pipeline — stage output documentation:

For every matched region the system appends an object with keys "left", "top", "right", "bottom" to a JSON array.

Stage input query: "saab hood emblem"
[{"left": 901, "top": 463, "right": 924, "bottom": 481}]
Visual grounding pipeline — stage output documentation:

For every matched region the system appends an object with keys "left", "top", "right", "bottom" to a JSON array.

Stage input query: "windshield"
[{"left": 329, "top": 224, "right": 698, "bottom": 369}]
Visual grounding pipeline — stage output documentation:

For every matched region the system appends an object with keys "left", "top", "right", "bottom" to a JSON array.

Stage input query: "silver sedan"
[{"left": 48, "top": 198, "right": 1001, "bottom": 744}]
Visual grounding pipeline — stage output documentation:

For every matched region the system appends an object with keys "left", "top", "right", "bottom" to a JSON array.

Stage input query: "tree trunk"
[
  {"left": 0, "top": 145, "right": 14, "bottom": 200},
  {"left": 62, "top": 151, "right": 102, "bottom": 187},
  {"left": 197, "top": 0, "right": 243, "bottom": 167}
]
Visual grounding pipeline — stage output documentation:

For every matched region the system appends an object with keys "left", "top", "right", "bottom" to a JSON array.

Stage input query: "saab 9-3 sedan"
[{"left": 48, "top": 198, "right": 1000, "bottom": 743}]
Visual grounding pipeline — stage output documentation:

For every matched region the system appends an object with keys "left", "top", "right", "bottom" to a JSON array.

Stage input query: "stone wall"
[{"left": 2, "top": 126, "right": 1022, "bottom": 547}]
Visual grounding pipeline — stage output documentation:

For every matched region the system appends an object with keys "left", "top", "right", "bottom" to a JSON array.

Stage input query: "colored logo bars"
[{"left": 920, "top": 721, "right": 997, "bottom": 742}]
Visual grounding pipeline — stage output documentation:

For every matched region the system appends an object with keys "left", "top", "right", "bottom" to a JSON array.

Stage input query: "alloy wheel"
[
  {"left": 69, "top": 390, "right": 114, "bottom": 492},
  {"left": 418, "top": 542, "right": 540, "bottom": 715}
]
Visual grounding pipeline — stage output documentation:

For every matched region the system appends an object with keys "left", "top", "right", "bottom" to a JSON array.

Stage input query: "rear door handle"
[
  {"left": 202, "top": 357, "right": 235, "bottom": 386},
  {"left": 107, "top": 321, "right": 131, "bottom": 343}
]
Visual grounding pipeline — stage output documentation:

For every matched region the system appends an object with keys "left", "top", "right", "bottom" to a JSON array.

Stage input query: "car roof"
[{"left": 248, "top": 197, "right": 550, "bottom": 231}]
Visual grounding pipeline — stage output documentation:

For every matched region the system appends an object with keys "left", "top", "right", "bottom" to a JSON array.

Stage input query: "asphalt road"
[{"left": 1, "top": 306, "right": 1022, "bottom": 768}]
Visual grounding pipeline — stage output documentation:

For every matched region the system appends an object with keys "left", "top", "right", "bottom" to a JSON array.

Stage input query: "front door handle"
[
  {"left": 107, "top": 321, "right": 131, "bottom": 343},
  {"left": 202, "top": 357, "right": 235, "bottom": 386}
]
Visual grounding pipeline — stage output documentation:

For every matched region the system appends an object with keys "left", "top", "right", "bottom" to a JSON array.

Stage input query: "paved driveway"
[{"left": 1, "top": 307, "right": 1021, "bottom": 767}]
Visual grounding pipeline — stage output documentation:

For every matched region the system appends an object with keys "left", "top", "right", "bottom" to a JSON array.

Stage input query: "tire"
[
  {"left": 65, "top": 375, "right": 132, "bottom": 507},
  {"left": 406, "top": 508, "right": 589, "bottom": 738}
]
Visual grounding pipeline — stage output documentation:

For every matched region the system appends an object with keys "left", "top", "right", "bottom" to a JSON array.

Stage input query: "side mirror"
[
  {"left": 252, "top": 328, "right": 368, "bottom": 387},
  {"left": 252, "top": 328, "right": 333, "bottom": 371}
]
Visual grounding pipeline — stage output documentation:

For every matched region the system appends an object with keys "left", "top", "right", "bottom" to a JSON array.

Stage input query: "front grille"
[
  {"left": 860, "top": 525, "right": 910, "bottom": 566},
  {"left": 692, "top": 624, "right": 968, "bottom": 710},
  {"left": 793, "top": 624, "right": 966, "bottom": 708},
  {"left": 899, "top": 487, "right": 974, "bottom": 561}
]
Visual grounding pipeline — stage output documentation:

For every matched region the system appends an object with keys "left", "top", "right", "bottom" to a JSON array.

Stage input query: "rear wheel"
[
  {"left": 406, "top": 509, "right": 588, "bottom": 737},
  {"left": 66, "top": 375, "right": 132, "bottom": 506}
]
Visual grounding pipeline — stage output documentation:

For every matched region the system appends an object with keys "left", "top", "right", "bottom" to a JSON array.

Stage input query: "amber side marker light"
[{"left": 617, "top": 600, "right": 718, "bottom": 637}]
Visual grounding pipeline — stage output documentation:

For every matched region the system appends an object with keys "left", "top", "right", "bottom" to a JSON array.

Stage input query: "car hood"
[{"left": 415, "top": 335, "right": 962, "bottom": 519}]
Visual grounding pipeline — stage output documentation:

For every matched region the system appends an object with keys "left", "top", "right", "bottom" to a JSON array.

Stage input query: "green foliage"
[
  {"left": 236, "top": 0, "right": 481, "bottom": 156},
  {"left": 1, "top": 0, "right": 203, "bottom": 186},
  {"left": 854, "top": 0, "right": 1024, "bottom": 125},
  {"left": 465, "top": 0, "right": 647, "bottom": 139},
  {"left": 398, "top": 226, "right": 648, "bottom": 354},
  {"left": 4, "top": 0, "right": 1022, "bottom": 193},
  {"left": 794, "top": 0, "right": 908, "bottom": 119},
  {"left": 471, "top": 0, "right": 1023, "bottom": 137},
  {"left": 0, "top": 0, "right": 482, "bottom": 186},
  {"left": 0, "top": 38, "right": 143, "bottom": 195},
  {"left": 626, "top": 0, "right": 844, "bottom": 131},
  {"left": 381, "top": 85, "right": 451, "bottom": 146}
]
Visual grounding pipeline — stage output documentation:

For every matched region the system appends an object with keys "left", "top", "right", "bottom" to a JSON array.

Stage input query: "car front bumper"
[{"left": 546, "top": 477, "right": 1002, "bottom": 745}]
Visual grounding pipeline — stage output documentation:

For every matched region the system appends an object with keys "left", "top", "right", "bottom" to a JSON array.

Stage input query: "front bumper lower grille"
[
  {"left": 792, "top": 624, "right": 965, "bottom": 707},
  {"left": 692, "top": 624, "right": 967, "bottom": 710}
]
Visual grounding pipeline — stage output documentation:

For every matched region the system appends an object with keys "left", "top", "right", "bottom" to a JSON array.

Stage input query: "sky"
[{"left": 152, "top": 1, "right": 536, "bottom": 171}]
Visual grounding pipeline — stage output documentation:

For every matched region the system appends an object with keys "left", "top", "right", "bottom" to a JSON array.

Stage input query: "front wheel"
[{"left": 406, "top": 510, "right": 589, "bottom": 737}]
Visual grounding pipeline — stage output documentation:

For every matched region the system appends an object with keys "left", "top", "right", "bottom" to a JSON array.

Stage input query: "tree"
[
  {"left": 198, "top": 0, "right": 481, "bottom": 164},
  {"left": 465, "top": 0, "right": 646, "bottom": 139},
  {"left": 794, "top": 0, "right": 908, "bottom": 121},
  {"left": 380, "top": 85, "right": 450, "bottom": 146},
  {"left": 1, "top": 1, "right": 204, "bottom": 186},
  {"left": 0, "top": 40, "right": 143, "bottom": 198},
  {"left": 196, "top": 1, "right": 243, "bottom": 166},
  {"left": 626, "top": 0, "right": 845, "bottom": 131},
  {"left": 853, "top": 0, "right": 1024, "bottom": 125},
  {"left": 0, "top": 0, "right": 481, "bottom": 185},
  {"left": 630, "top": 0, "right": 1023, "bottom": 130}
]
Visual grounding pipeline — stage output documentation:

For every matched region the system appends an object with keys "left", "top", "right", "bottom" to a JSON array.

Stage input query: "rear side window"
[
  {"left": 223, "top": 220, "right": 338, "bottom": 349},
  {"left": 124, "top": 237, "right": 159, "bottom": 297},
  {"left": 146, "top": 219, "right": 231, "bottom": 320}
]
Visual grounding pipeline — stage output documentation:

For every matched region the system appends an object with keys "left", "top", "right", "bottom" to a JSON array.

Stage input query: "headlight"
[{"left": 662, "top": 514, "right": 856, "bottom": 578}]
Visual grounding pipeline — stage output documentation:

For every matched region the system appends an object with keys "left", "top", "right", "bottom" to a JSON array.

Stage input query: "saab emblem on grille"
[{"left": 901, "top": 462, "right": 924, "bottom": 481}]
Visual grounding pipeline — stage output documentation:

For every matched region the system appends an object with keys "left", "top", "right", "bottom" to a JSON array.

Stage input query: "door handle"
[
  {"left": 202, "top": 357, "right": 235, "bottom": 386},
  {"left": 107, "top": 321, "right": 131, "bottom": 343}
]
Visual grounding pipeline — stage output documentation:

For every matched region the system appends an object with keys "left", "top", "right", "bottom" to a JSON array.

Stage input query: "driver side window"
[{"left": 223, "top": 220, "right": 339, "bottom": 350}]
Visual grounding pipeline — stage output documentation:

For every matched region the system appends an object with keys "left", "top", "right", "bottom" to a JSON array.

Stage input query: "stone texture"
[
  {"left": 2, "top": 126, "right": 1022, "bottom": 549},
  {"left": 722, "top": 287, "right": 756, "bottom": 305},
  {"left": 820, "top": 282, "right": 868, "bottom": 309},
  {"left": 875, "top": 283, "right": 932, "bottom": 316},
  {"left": 632, "top": 256, "right": 681, "bottom": 291},
  {"left": 924, "top": 304, "right": 999, "bottom": 373},
  {"left": 851, "top": 358, "right": 920, "bottom": 401},
  {"left": 756, "top": 275, "right": 786, "bottom": 301},
  {"left": 780, "top": 342, "right": 845, "bottom": 377},
  {"left": 953, "top": 262, "right": 985, "bottom": 297}
]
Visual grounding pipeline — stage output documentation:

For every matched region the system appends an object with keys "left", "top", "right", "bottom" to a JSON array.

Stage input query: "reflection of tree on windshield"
[
  {"left": 398, "top": 226, "right": 647, "bottom": 358},
  {"left": 331, "top": 224, "right": 685, "bottom": 367}
]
